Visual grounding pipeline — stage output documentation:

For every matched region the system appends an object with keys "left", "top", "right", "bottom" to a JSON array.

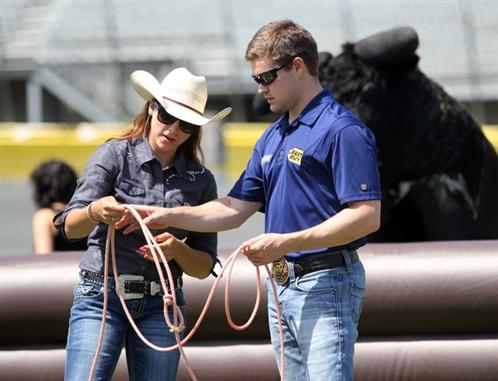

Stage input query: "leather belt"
[
  {"left": 294, "top": 250, "right": 359, "bottom": 277},
  {"left": 271, "top": 250, "right": 359, "bottom": 285},
  {"left": 81, "top": 270, "right": 183, "bottom": 300}
]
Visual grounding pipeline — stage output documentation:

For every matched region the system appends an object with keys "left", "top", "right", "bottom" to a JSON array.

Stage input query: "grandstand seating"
[{"left": 2, "top": 1, "right": 498, "bottom": 122}]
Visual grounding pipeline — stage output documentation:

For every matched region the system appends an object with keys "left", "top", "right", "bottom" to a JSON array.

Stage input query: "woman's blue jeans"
[
  {"left": 266, "top": 254, "right": 366, "bottom": 381},
  {"left": 64, "top": 275, "right": 186, "bottom": 381}
]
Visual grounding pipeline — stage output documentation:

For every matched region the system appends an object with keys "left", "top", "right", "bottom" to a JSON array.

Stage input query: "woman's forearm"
[{"left": 64, "top": 206, "right": 98, "bottom": 239}]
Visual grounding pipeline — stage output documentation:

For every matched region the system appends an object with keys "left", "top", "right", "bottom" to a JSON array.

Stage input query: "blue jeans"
[
  {"left": 266, "top": 253, "right": 365, "bottom": 381},
  {"left": 65, "top": 275, "right": 186, "bottom": 381}
]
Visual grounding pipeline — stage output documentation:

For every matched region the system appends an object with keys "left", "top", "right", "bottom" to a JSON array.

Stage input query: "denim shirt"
[{"left": 54, "top": 137, "right": 217, "bottom": 281}]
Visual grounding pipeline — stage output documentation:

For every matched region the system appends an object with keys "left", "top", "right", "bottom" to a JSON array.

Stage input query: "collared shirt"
[
  {"left": 55, "top": 137, "right": 217, "bottom": 280},
  {"left": 228, "top": 89, "right": 381, "bottom": 260}
]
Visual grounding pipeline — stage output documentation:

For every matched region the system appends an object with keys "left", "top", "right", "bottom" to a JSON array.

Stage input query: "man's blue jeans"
[
  {"left": 266, "top": 253, "right": 366, "bottom": 381},
  {"left": 64, "top": 275, "right": 186, "bottom": 381}
]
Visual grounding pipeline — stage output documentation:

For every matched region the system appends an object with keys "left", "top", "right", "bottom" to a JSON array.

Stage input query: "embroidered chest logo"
[
  {"left": 186, "top": 167, "right": 205, "bottom": 181},
  {"left": 287, "top": 148, "right": 304, "bottom": 166}
]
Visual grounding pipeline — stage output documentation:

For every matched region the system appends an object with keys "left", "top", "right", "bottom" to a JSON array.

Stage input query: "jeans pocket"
[
  {"left": 350, "top": 281, "right": 366, "bottom": 325},
  {"left": 295, "top": 269, "right": 337, "bottom": 293},
  {"left": 73, "top": 281, "right": 104, "bottom": 300}
]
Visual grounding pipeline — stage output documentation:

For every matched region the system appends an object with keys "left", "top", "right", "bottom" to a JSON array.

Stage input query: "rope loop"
[{"left": 88, "top": 204, "right": 285, "bottom": 381}]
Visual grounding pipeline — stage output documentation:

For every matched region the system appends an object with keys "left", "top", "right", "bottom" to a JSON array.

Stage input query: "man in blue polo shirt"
[{"left": 120, "top": 19, "right": 381, "bottom": 381}]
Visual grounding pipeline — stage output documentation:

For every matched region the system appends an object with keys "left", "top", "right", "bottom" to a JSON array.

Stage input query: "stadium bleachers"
[{"left": 1, "top": 1, "right": 498, "bottom": 122}]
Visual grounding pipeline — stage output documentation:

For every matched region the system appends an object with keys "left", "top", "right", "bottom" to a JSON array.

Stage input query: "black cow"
[{"left": 253, "top": 27, "right": 498, "bottom": 241}]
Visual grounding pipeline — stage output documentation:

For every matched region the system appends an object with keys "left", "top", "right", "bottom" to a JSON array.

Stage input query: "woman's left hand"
[{"left": 138, "top": 232, "right": 183, "bottom": 262}]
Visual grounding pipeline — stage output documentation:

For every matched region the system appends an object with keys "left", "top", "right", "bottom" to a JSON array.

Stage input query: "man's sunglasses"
[
  {"left": 153, "top": 100, "right": 199, "bottom": 134},
  {"left": 251, "top": 57, "right": 295, "bottom": 86}
]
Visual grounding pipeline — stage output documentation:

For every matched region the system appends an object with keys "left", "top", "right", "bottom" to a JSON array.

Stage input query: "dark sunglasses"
[
  {"left": 251, "top": 57, "right": 295, "bottom": 86},
  {"left": 153, "top": 100, "right": 199, "bottom": 134}
]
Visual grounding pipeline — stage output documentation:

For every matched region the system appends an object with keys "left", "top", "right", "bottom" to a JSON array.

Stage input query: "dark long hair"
[
  {"left": 30, "top": 160, "right": 79, "bottom": 208},
  {"left": 118, "top": 101, "right": 205, "bottom": 164}
]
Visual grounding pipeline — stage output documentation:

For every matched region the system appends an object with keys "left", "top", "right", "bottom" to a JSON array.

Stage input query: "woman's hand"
[
  {"left": 89, "top": 196, "right": 126, "bottom": 225},
  {"left": 137, "top": 232, "right": 214, "bottom": 279},
  {"left": 138, "top": 232, "right": 182, "bottom": 262},
  {"left": 64, "top": 196, "right": 126, "bottom": 239}
]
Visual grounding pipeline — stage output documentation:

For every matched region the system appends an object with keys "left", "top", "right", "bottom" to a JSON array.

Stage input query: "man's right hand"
[{"left": 116, "top": 205, "right": 170, "bottom": 234}]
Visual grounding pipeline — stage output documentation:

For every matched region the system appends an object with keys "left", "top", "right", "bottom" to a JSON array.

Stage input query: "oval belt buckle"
[{"left": 272, "top": 257, "right": 289, "bottom": 285}]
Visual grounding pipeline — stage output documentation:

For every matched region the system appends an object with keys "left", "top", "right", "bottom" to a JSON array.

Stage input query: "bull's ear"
[{"left": 354, "top": 26, "right": 419, "bottom": 67}]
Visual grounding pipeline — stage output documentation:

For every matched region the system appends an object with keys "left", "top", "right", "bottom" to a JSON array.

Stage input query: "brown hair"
[
  {"left": 245, "top": 19, "right": 319, "bottom": 76},
  {"left": 117, "top": 101, "right": 204, "bottom": 164}
]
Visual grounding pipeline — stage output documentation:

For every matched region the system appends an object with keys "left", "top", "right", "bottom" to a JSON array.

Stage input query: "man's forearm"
[
  {"left": 167, "top": 197, "right": 261, "bottom": 233},
  {"left": 287, "top": 200, "right": 381, "bottom": 252}
]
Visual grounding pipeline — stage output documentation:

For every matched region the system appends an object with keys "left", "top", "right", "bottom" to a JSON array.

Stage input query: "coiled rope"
[{"left": 88, "top": 205, "right": 285, "bottom": 381}]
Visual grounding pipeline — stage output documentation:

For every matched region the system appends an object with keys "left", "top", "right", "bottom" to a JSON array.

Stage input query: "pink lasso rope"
[{"left": 88, "top": 205, "right": 285, "bottom": 381}]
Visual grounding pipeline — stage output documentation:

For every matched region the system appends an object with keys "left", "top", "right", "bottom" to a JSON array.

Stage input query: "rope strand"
[{"left": 88, "top": 205, "right": 285, "bottom": 381}]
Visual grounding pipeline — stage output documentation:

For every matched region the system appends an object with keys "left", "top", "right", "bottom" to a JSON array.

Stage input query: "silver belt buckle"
[
  {"left": 271, "top": 257, "right": 289, "bottom": 285},
  {"left": 150, "top": 281, "right": 162, "bottom": 296},
  {"left": 118, "top": 274, "right": 144, "bottom": 300}
]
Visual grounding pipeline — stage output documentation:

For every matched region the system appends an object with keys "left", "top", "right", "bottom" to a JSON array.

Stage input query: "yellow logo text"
[{"left": 288, "top": 148, "right": 304, "bottom": 166}]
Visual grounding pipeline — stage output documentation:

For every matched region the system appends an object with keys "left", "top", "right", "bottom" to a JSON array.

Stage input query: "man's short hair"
[{"left": 245, "top": 19, "right": 319, "bottom": 76}]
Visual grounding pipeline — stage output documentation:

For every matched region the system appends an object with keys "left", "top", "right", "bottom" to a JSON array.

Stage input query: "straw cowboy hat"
[{"left": 131, "top": 68, "right": 232, "bottom": 126}]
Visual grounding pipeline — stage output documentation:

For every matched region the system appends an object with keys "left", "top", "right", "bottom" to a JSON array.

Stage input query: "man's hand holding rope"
[
  {"left": 116, "top": 205, "right": 170, "bottom": 234},
  {"left": 240, "top": 233, "right": 293, "bottom": 266}
]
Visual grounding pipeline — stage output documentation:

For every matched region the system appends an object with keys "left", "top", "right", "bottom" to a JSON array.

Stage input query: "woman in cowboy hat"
[{"left": 54, "top": 67, "right": 231, "bottom": 381}]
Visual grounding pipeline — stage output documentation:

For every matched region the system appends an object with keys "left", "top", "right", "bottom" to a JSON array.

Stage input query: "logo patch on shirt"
[
  {"left": 360, "top": 183, "right": 368, "bottom": 192},
  {"left": 287, "top": 148, "right": 304, "bottom": 166}
]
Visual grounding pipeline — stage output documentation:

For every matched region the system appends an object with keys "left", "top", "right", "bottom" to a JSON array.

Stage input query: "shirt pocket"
[
  {"left": 168, "top": 189, "right": 200, "bottom": 208},
  {"left": 115, "top": 179, "right": 146, "bottom": 202}
]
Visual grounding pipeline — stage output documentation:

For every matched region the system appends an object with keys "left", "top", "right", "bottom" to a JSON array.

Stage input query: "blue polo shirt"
[{"left": 228, "top": 89, "right": 381, "bottom": 260}]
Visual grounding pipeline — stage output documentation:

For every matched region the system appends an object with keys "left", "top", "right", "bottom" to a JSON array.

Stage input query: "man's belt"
[
  {"left": 81, "top": 270, "right": 183, "bottom": 300},
  {"left": 271, "top": 250, "right": 359, "bottom": 285}
]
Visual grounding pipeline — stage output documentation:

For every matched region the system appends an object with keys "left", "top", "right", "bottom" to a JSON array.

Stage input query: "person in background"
[
  {"left": 30, "top": 159, "right": 87, "bottom": 254},
  {"left": 119, "top": 20, "right": 381, "bottom": 381},
  {"left": 54, "top": 67, "right": 231, "bottom": 381}
]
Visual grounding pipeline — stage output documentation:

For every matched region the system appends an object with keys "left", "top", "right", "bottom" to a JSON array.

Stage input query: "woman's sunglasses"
[
  {"left": 153, "top": 100, "right": 199, "bottom": 134},
  {"left": 251, "top": 57, "right": 295, "bottom": 86}
]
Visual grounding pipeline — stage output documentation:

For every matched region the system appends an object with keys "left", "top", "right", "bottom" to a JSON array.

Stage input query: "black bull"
[{"left": 253, "top": 27, "right": 498, "bottom": 241}]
